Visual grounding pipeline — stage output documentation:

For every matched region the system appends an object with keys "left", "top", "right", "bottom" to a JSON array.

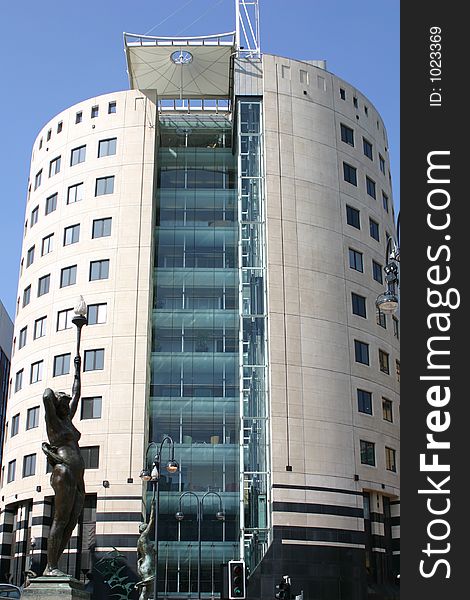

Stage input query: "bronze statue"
[
  {"left": 42, "top": 355, "right": 85, "bottom": 576},
  {"left": 135, "top": 495, "right": 156, "bottom": 600}
]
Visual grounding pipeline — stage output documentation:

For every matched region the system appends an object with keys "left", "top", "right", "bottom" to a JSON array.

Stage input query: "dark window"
[
  {"left": 7, "top": 460, "right": 16, "bottom": 483},
  {"left": 369, "top": 218, "right": 380, "bottom": 241},
  {"left": 372, "top": 260, "right": 383, "bottom": 284},
  {"left": 34, "top": 316, "right": 47, "bottom": 339},
  {"left": 23, "top": 285, "right": 31, "bottom": 307},
  {"left": 346, "top": 205, "right": 360, "bottom": 229},
  {"left": 376, "top": 309, "right": 386, "bottom": 329},
  {"left": 354, "top": 340, "right": 369, "bottom": 365},
  {"left": 357, "top": 389, "right": 372, "bottom": 415},
  {"left": 81, "top": 396, "right": 102, "bottom": 420},
  {"left": 46, "top": 129, "right": 51, "bottom": 141},
  {"left": 71, "top": 145, "right": 86, "bottom": 166},
  {"left": 11, "top": 414, "right": 20, "bottom": 436},
  {"left": 98, "top": 138, "right": 117, "bottom": 157},
  {"left": 57, "top": 308, "right": 74, "bottom": 331},
  {"left": 19, "top": 326, "right": 27, "bottom": 349},
  {"left": 95, "top": 176, "right": 114, "bottom": 196},
  {"left": 340, "top": 88, "right": 346, "bottom": 100},
  {"left": 67, "top": 182, "right": 84, "bottom": 204},
  {"left": 84, "top": 349, "right": 105, "bottom": 371},
  {"left": 353, "top": 97, "right": 358, "bottom": 108},
  {"left": 46, "top": 193, "right": 58, "bottom": 215},
  {"left": 364, "top": 105, "right": 369, "bottom": 116},
  {"left": 340, "top": 124, "right": 354, "bottom": 146},
  {"left": 49, "top": 156, "right": 61, "bottom": 177},
  {"left": 30, "top": 360, "right": 43, "bottom": 383},
  {"left": 64, "top": 224, "right": 80, "bottom": 246},
  {"left": 382, "top": 191, "right": 389, "bottom": 212},
  {"left": 82, "top": 446, "right": 100, "bottom": 468},
  {"left": 108, "top": 101, "right": 117, "bottom": 114},
  {"left": 379, "top": 154, "right": 386, "bottom": 174},
  {"left": 360, "top": 440, "right": 375, "bottom": 466},
  {"left": 26, "top": 246, "right": 35, "bottom": 267},
  {"left": 363, "top": 138, "right": 373, "bottom": 160},
  {"left": 53, "top": 353, "right": 71, "bottom": 377},
  {"left": 90, "top": 259, "right": 109, "bottom": 281},
  {"left": 393, "top": 316, "right": 399, "bottom": 339},
  {"left": 349, "top": 249, "right": 363, "bottom": 272},
  {"left": 34, "top": 170, "right": 42, "bottom": 190},
  {"left": 382, "top": 398, "right": 393, "bottom": 422},
  {"left": 26, "top": 406, "right": 40, "bottom": 430},
  {"left": 91, "top": 105, "right": 99, "bottom": 118},
  {"left": 396, "top": 360, "right": 400, "bottom": 383},
  {"left": 57, "top": 121, "right": 63, "bottom": 133},
  {"left": 343, "top": 162, "right": 357, "bottom": 186},
  {"left": 60, "top": 265, "right": 77, "bottom": 288},
  {"left": 31, "top": 206, "right": 39, "bottom": 226},
  {"left": 23, "top": 454, "right": 37, "bottom": 477},
  {"left": 38, "top": 274, "right": 50, "bottom": 297},
  {"left": 92, "top": 218, "right": 112, "bottom": 238},
  {"left": 352, "top": 292, "right": 366, "bottom": 317},
  {"left": 14, "top": 370, "right": 23, "bottom": 393},
  {"left": 366, "top": 177, "right": 376, "bottom": 199},
  {"left": 42, "top": 234, "right": 54, "bottom": 256},
  {"left": 385, "top": 447, "right": 396, "bottom": 472},
  {"left": 87, "top": 303, "right": 107, "bottom": 325},
  {"left": 75, "top": 111, "right": 82, "bottom": 124},
  {"left": 379, "top": 349, "right": 390, "bottom": 374}
]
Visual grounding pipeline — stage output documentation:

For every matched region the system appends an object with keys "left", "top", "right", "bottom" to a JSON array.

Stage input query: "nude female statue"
[
  {"left": 42, "top": 355, "right": 85, "bottom": 576},
  {"left": 135, "top": 495, "right": 156, "bottom": 600}
]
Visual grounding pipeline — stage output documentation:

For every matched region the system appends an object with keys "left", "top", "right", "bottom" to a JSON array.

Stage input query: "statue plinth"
[{"left": 22, "top": 576, "right": 90, "bottom": 599}]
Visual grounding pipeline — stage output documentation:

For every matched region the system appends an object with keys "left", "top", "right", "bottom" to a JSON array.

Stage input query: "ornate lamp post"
[{"left": 376, "top": 215, "right": 400, "bottom": 314}]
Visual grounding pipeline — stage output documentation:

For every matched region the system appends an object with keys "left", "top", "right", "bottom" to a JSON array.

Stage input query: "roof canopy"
[{"left": 124, "top": 32, "right": 236, "bottom": 99}]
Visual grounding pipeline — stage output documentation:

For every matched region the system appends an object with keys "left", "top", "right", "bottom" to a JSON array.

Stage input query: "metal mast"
[{"left": 235, "top": 0, "right": 261, "bottom": 59}]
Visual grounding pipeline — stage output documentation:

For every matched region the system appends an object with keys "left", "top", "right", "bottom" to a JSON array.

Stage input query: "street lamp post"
[
  {"left": 175, "top": 491, "right": 225, "bottom": 599},
  {"left": 376, "top": 215, "right": 400, "bottom": 314},
  {"left": 140, "top": 436, "right": 179, "bottom": 600}
]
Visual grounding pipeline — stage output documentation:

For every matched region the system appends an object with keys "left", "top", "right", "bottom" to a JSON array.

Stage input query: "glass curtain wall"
[{"left": 151, "top": 115, "right": 239, "bottom": 596}]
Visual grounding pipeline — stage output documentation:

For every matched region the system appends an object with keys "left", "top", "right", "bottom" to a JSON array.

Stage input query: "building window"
[
  {"left": 98, "top": 138, "right": 117, "bottom": 157},
  {"left": 64, "top": 224, "right": 80, "bottom": 246},
  {"left": 376, "top": 309, "right": 386, "bottom": 329},
  {"left": 340, "top": 124, "right": 354, "bottom": 146},
  {"left": 67, "top": 182, "right": 84, "bottom": 204},
  {"left": 60, "top": 265, "right": 77, "bottom": 288},
  {"left": 382, "top": 398, "right": 393, "bottom": 422},
  {"left": 26, "top": 245, "right": 35, "bottom": 267},
  {"left": 90, "top": 259, "right": 109, "bottom": 281},
  {"left": 360, "top": 441, "right": 375, "bottom": 466},
  {"left": 11, "top": 414, "right": 20, "bottom": 436},
  {"left": 81, "top": 446, "right": 100, "bottom": 469},
  {"left": 57, "top": 308, "right": 74, "bottom": 331},
  {"left": 346, "top": 205, "right": 360, "bottom": 229},
  {"left": 75, "top": 111, "right": 82, "bottom": 124},
  {"left": 84, "top": 349, "right": 105, "bottom": 371},
  {"left": 349, "top": 248, "right": 364, "bottom": 273},
  {"left": 108, "top": 101, "right": 117, "bottom": 114},
  {"left": 71, "top": 145, "right": 86, "bottom": 166},
  {"left": 23, "top": 285, "right": 31, "bottom": 307},
  {"left": 26, "top": 406, "right": 40, "bottom": 430},
  {"left": 340, "top": 88, "right": 346, "bottom": 100},
  {"left": 382, "top": 192, "right": 389, "bottom": 212},
  {"left": 363, "top": 138, "right": 373, "bottom": 160},
  {"left": 23, "top": 454, "right": 37, "bottom": 477},
  {"left": 19, "top": 326, "right": 27, "bottom": 349},
  {"left": 46, "top": 193, "right": 58, "bottom": 215},
  {"left": 379, "top": 349, "right": 390, "bottom": 374},
  {"left": 372, "top": 260, "right": 383, "bottom": 284},
  {"left": 34, "top": 316, "right": 47, "bottom": 339},
  {"left": 42, "top": 234, "right": 54, "bottom": 256},
  {"left": 30, "top": 360, "right": 43, "bottom": 384},
  {"left": 393, "top": 316, "right": 399, "bottom": 339},
  {"left": 46, "top": 129, "right": 52, "bottom": 141},
  {"left": 38, "top": 274, "right": 50, "bottom": 297},
  {"left": 87, "top": 303, "right": 107, "bottom": 325},
  {"left": 34, "top": 170, "right": 42, "bottom": 190},
  {"left": 366, "top": 177, "right": 376, "bottom": 199},
  {"left": 91, "top": 105, "right": 99, "bottom": 118},
  {"left": 92, "top": 217, "right": 112, "bottom": 238},
  {"left": 369, "top": 218, "right": 380, "bottom": 241},
  {"left": 357, "top": 389, "right": 372, "bottom": 415},
  {"left": 364, "top": 105, "right": 369, "bottom": 116},
  {"left": 7, "top": 460, "right": 16, "bottom": 483},
  {"left": 81, "top": 396, "right": 102, "bottom": 420},
  {"left": 49, "top": 156, "right": 61, "bottom": 177},
  {"left": 351, "top": 292, "right": 366, "bottom": 318},
  {"left": 343, "top": 162, "right": 357, "bottom": 186},
  {"left": 14, "top": 370, "right": 23, "bottom": 393},
  {"left": 39, "top": 138, "right": 43, "bottom": 150},
  {"left": 379, "top": 154, "right": 386, "bottom": 174},
  {"left": 57, "top": 121, "right": 63, "bottom": 134},
  {"left": 396, "top": 360, "right": 400, "bottom": 383},
  {"left": 354, "top": 340, "right": 369, "bottom": 365},
  {"left": 385, "top": 447, "right": 397, "bottom": 472},
  {"left": 53, "top": 353, "right": 71, "bottom": 377},
  {"left": 95, "top": 176, "right": 115, "bottom": 196},
  {"left": 31, "top": 206, "right": 39, "bottom": 226}
]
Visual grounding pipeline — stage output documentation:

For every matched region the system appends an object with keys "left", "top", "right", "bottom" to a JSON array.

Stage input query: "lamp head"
[
  {"left": 376, "top": 291, "right": 399, "bottom": 314},
  {"left": 165, "top": 459, "right": 179, "bottom": 474},
  {"left": 139, "top": 469, "right": 152, "bottom": 482},
  {"left": 74, "top": 296, "right": 87, "bottom": 317},
  {"left": 175, "top": 511, "right": 184, "bottom": 522},
  {"left": 216, "top": 510, "right": 225, "bottom": 521}
]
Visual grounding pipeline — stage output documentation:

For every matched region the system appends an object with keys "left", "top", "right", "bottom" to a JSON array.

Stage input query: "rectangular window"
[
  {"left": 30, "top": 360, "right": 43, "bottom": 384},
  {"left": 46, "top": 193, "right": 58, "bottom": 215},
  {"left": 64, "top": 224, "right": 80, "bottom": 246},
  {"left": 23, "top": 285, "right": 31, "bottom": 307},
  {"left": 353, "top": 97, "right": 358, "bottom": 108},
  {"left": 38, "top": 274, "right": 50, "bottom": 297},
  {"left": 369, "top": 218, "right": 380, "bottom": 241},
  {"left": 19, "top": 326, "right": 27, "bottom": 349},
  {"left": 346, "top": 205, "right": 360, "bottom": 229},
  {"left": 60, "top": 265, "right": 77, "bottom": 288},
  {"left": 53, "top": 353, "right": 71, "bottom": 377},
  {"left": 70, "top": 145, "right": 86, "bottom": 166},
  {"left": 396, "top": 360, "right": 400, "bottom": 382},
  {"left": 87, "top": 303, "right": 107, "bottom": 325},
  {"left": 81, "top": 446, "right": 100, "bottom": 468},
  {"left": 376, "top": 309, "right": 386, "bottom": 329},
  {"left": 34, "top": 316, "right": 47, "bottom": 339},
  {"left": 95, "top": 176, "right": 114, "bottom": 196},
  {"left": 360, "top": 440, "right": 375, "bottom": 466},
  {"left": 81, "top": 396, "right": 102, "bottom": 420},
  {"left": 11, "top": 414, "right": 20, "bottom": 436},
  {"left": 349, "top": 249, "right": 364, "bottom": 273},
  {"left": 46, "top": 129, "right": 51, "bottom": 141},
  {"left": 393, "top": 316, "right": 399, "bottom": 339},
  {"left": 98, "top": 138, "right": 117, "bottom": 157},
  {"left": 23, "top": 453, "right": 37, "bottom": 477},
  {"left": 91, "top": 105, "right": 99, "bottom": 118},
  {"left": 49, "top": 156, "right": 61, "bottom": 177},
  {"left": 357, "top": 389, "right": 372, "bottom": 415},
  {"left": 372, "top": 260, "right": 383, "bottom": 284},
  {"left": 92, "top": 217, "right": 112, "bottom": 238},
  {"left": 340, "top": 88, "right": 346, "bottom": 100},
  {"left": 354, "top": 340, "right": 369, "bottom": 365},
  {"left": 26, "top": 245, "right": 35, "bottom": 267},
  {"left": 385, "top": 447, "right": 397, "bottom": 472},
  {"left": 31, "top": 206, "right": 39, "bottom": 226},
  {"left": 363, "top": 138, "right": 373, "bottom": 160},
  {"left": 366, "top": 177, "right": 376, "bottom": 199},
  {"left": 90, "top": 259, "right": 109, "bottom": 281},
  {"left": 382, "top": 398, "right": 393, "bottom": 422},
  {"left": 42, "top": 233, "right": 54, "bottom": 256},
  {"left": 340, "top": 124, "right": 354, "bottom": 146},
  {"left": 364, "top": 105, "right": 369, "bottom": 116},
  {"left": 379, "top": 154, "right": 386, "bottom": 174},
  {"left": 351, "top": 292, "right": 366, "bottom": 318},
  {"left": 382, "top": 191, "right": 389, "bottom": 212},
  {"left": 57, "top": 308, "right": 74, "bottom": 331},
  {"left": 14, "top": 370, "right": 23, "bottom": 393},
  {"left": 67, "top": 182, "right": 84, "bottom": 204},
  {"left": 379, "top": 349, "right": 390, "bottom": 374},
  {"left": 108, "top": 101, "right": 116, "bottom": 114},
  {"left": 75, "top": 111, "right": 82, "bottom": 124},
  {"left": 34, "top": 170, "right": 42, "bottom": 190},
  {"left": 343, "top": 162, "right": 357, "bottom": 186},
  {"left": 57, "top": 121, "right": 63, "bottom": 133},
  {"left": 7, "top": 460, "right": 16, "bottom": 483},
  {"left": 84, "top": 349, "right": 105, "bottom": 371},
  {"left": 26, "top": 406, "right": 40, "bottom": 430}
]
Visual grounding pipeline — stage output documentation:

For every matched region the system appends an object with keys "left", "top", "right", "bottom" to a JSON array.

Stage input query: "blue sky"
[{"left": 0, "top": 0, "right": 399, "bottom": 319}]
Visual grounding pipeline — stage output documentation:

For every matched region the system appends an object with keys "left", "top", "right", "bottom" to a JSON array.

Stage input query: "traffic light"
[
  {"left": 228, "top": 560, "right": 246, "bottom": 599},
  {"left": 275, "top": 576, "right": 292, "bottom": 600}
]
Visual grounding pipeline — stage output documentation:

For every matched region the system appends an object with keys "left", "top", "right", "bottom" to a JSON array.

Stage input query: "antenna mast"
[{"left": 235, "top": 0, "right": 261, "bottom": 59}]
